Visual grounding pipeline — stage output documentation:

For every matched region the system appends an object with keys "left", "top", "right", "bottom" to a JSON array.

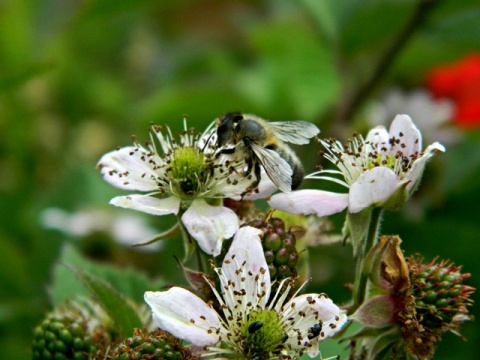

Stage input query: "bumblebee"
[{"left": 216, "top": 112, "right": 320, "bottom": 193}]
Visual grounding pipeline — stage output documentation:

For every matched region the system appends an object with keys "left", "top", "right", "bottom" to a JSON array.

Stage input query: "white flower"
[
  {"left": 368, "top": 88, "right": 460, "bottom": 145},
  {"left": 97, "top": 119, "right": 257, "bottom": 256},
  {"left": 268, "top": 114, "right": 445, "bottom": 216},
  {"left": 40, "top": 207, "right": 161, "bottom": 252},
  {"left": 144, "top": 226, "right": 347, "bottom": 359}
]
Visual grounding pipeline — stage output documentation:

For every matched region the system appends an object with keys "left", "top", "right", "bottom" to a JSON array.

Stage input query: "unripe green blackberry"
[
  {"left": 399, "top": 256, "right": 475, "bottom": 359},
  {"left": 247, "top": 217, "right": 299, "bottom": 282},
  {"left": 112, "top": 329, "right": 195, "bottom": 360},
  {"left": 32, "top": 313, "right": 99, "bottom": 360},
  {"left": 409, "top": 257, "right": 474, "bottom": 330}
]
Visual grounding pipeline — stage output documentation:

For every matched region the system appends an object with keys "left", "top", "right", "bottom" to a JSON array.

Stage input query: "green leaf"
[
  {"left": 70, "top": 266, "right": 143, "bottom": 336},
  {"left": 49, "top": 244, "right": 164, "bottom": 306},
  {"left": 338, "top": 0, "right": 413, "bottom": 58},
  {"left": 298, "top": 0, "right": 339, "bottom": 44},
  {"left": 241, "top": 19, "right": 339, "bottom": 119}
]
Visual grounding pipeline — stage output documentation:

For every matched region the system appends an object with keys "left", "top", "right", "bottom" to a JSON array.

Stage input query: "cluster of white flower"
[
  {"left": 97, "top": 113, "right": 444, "bottom": 359},
  {"left": 268, "top": 114, "right": 445, "bottom": 216}
]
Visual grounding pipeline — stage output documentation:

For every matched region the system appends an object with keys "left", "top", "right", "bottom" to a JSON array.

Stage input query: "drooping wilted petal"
[
  {"left": 145, "top": 288, "right": 220, "bottom": 347},
  {"left": 268, "top": 189, "right": 349, "bottom": 217},
  {"left": 181, "top": 199, "right": 238, "bottom": 256},
  {"left": 110, "top": 195, "right": 181, "bottom": 216},
  {"left": 98, "top": 146, "right": 161, "bottom": 191},
  {"left": 348, "top": 167, "right": 400, "bottom": 213}
]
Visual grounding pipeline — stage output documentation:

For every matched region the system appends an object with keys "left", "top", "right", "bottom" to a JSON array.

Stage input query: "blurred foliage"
[{"left": 1, "top": 0, "right": 479, "bottom": 359}]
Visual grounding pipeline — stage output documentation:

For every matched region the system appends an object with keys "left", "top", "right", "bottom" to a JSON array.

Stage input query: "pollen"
[
  {"left": 238, "top": 308, "right": 287, "bottom": 359},
  {"left": 169, "top": 147, "right": 209, "bottom": 197}
]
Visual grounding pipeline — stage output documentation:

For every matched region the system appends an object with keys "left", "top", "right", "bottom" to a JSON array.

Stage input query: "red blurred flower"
[{"left": 426, "top": 54, "right": 480, "bottom": 128}]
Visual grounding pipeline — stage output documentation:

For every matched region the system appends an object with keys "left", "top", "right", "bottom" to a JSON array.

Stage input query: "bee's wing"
[
  {"left": 269, "top": 121, "right": 320, "bottom": 145},
  {"left": 250, "top": 143, "right": 292, "bottom": 193}
]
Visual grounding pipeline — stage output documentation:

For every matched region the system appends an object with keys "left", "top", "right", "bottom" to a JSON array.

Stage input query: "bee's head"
[
  {"left": 216, "top": 112, "right": 244, "bottom": 147},
  {"left": 236, "top": 116, "right": 267, "bottom": 142}
]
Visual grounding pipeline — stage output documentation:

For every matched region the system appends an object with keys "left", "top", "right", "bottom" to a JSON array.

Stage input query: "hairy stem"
[{"left": 352, "top": 207, "right": 383, "bottom": 312}]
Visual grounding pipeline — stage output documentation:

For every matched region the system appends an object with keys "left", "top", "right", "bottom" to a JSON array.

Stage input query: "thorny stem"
[
  {"left": 352, "top": 207, "right": 383, "bottom": 312},
  {"left": 337, "top": 0, "right": 440, "bottom": 124}
]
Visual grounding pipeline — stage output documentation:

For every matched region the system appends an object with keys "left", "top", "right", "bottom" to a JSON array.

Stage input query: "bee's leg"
[
  {"left": 252, "top": 161, "right": 261, "bottom": 190},
  {"left": 244, "top": 159, "right": 253, "bottom": 176},
  {"left": 241, "top": 161, "right": 261, "bottom": 197},
  {"left": 215, "top": 147, "right": 235, "bottom": 159}
]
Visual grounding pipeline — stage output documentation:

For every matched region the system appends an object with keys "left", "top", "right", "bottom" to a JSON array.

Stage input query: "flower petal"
[
  {"left": 110, "top": 195, "right": 180, "bottom": 216},
  {"left": 405, "top": 141, "right": 445, "bottom": 194},
  {"left": 222, "top": 226, "right": 270, "bottom": 303},
  {"left": 348, "top": 167, "right": 400, "bottom": 213},
  {"left": 181, "top": 199, "right": 238, "bottom": 256},
  {"left": 365, "top": 125, "right": 389, "bottom": 145},
  {"left": 210, "top": 227, "right": 271, "bottom": 316},
  {"left": 282, "top": 293, "right": 347, "bottom": 357},
  {"left": 97, "top": 146, "right": 162, "bottom": 191},
  {"left": 268, "top": 190, "right": 349, "bottom": 217},
  {"left": 145, "top": 288, "right": 220, "bottom": 347},
  {"left": 242, "top": 171, "right": 278, "bottom": 200},
  {"left": 388, "top": 114, "right": 422, "bottom": 156}
]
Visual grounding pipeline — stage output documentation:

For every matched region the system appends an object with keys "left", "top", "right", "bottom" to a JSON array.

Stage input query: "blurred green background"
[{"left": 1, "top": 0, "right": 479, "bottom": 359}]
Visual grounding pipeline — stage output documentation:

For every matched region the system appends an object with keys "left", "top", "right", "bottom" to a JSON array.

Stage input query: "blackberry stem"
[{"left": 352, "top": 207, "right": 383, "bottom": 312}]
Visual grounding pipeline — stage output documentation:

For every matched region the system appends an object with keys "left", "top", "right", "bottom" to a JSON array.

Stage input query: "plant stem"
[
  {"left": 365, "top": 207, "right": 383, "bottom": 257},
  {"left": 337, "top": 0, "right": 440, "bottom": 123},
  {"left": 195, "top": 241, "right": 205, "bottom": 274},
  {"left": 352, "top": 207, "right": 383, "bottom": 312}
]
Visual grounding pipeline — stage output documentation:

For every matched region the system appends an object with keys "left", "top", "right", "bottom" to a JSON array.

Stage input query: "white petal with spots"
[
  {"left": 268, "top": 189, "right": 349, "bottom": 217},
  {"left": 348, "top": 167, "right": 400, "bottom": 213},
  {"left": 98, "top": 146, "right": 161, "bottom": 191},
  {"left": 110, "top": 195, "right": 181, "bottom": 216},
  {"left": 145, "top": 288, "right": 220, "bottom": 347},
  {"left": 181, "top": 199, "right": 238, "bottom": 256},
  {"left": 389, "top": 114, "right": 422, "bottom": 156}
]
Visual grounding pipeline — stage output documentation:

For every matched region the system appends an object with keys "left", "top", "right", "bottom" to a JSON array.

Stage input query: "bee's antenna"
[
  {"left": 200, "top": 120, "right": 219, "bottom": 153},
  {"left": 201, "top": 130, "right": 216, "bottom": 153}
]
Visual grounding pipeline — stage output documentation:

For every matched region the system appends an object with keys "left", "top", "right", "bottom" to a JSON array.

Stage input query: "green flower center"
[
  {"left": 367, "top": 154, "right": 395, "bottom": 170},
  {"left": 169, "top": 147, "right": 209, "bottom": 198},
  {"left": 366, "top": 152, "right": 410, "bottom": 179},
  {"left": 239, "top": 309, "right": 287, "bottom": 359}
]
